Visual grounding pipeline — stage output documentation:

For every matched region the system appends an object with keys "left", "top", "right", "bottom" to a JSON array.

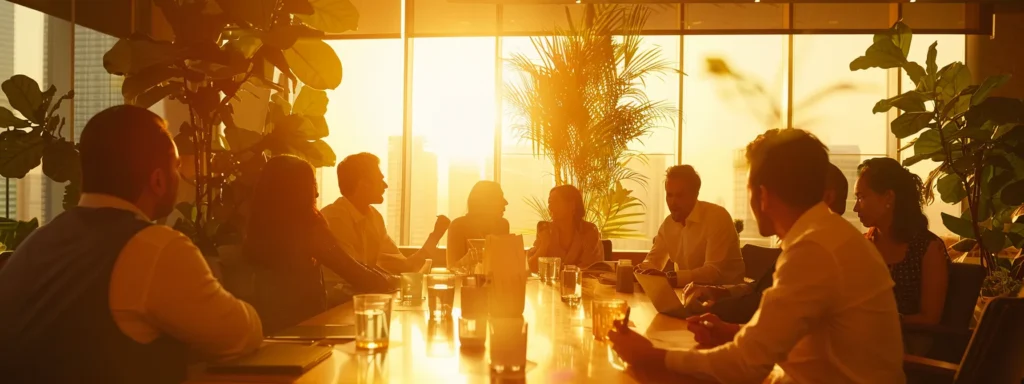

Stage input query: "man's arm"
[
  {"left": 145, "top": 235, "right": 263, "bottom": 360},
  {"left": 638, "top": 220, "right": 672, "bottom": 271},
  {"left": 663, "top": 242, "right": 838, "bottom": 383},
  {"left": 676, "top": 214, "right": 745, "bottom": 286}
]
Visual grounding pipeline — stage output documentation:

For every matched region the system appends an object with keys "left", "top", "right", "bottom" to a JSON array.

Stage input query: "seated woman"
[
  {"left": 855, "top": 157, "right": 950, "bottom": 328},
  {"left": 528, "top": 185, "right": 604, "bottom": 270},
  {"left": 446, "top": 181, "right": 511, "bottom": 269},
  {"left": 244, "top": 155, "right": 396, "bottom": 334}
]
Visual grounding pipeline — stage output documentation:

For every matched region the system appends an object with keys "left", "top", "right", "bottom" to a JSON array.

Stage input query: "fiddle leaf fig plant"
[
  {"left": 104, "top": 0, "right": 354, "bottom": 256},
  {"left": 851, "top": 21, "right": 1024, "bottom": 285}
]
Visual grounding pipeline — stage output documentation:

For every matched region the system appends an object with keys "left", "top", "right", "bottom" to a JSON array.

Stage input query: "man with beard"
[
  {"left": 609, "top": 129, "right": 904, "bottom": 384},
  {"left": 635, "top": 165, "right": 745, "bottom": 287},
  {"left": 0, "top": 106, "right": 263, "bottom": 384}
]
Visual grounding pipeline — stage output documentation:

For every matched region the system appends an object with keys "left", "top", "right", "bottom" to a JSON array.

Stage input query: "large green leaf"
[
  {"left": 890, "top": 21, "right": 912, "bottom": 57},
  {"left": 941, "top": 212, "right": 975, "bottom": 239},
  {"left": 904, "top": 62, "right": 926, "bottom": 88},
  {"left": 103, "top": 38, "right": 184, "bottom": 76},
  {"left": 936, "top": 62, "right": 972, "bottom": 105},
  {"left": 936, "top": 173, "right": 966, "bottom": 204},
  {"left": 134, "top": 82, "right": 183, "bottom": 109},
  {"left": 305, "top": 116, "right": 330, "bottom": 139},
  {"left": 297, "top": 0, "right": 359, "bottom": 33},
  {"left": 913, "top": 129, "right": 943, "bottom": 159},
  {"left": 1002, "top": 179, "right": 1024, "bottom": 206},
  {"left": 300, "top": 139, "right": 336, "bottom": 167},
  {"left": 0, "top": 107, "right": 30, "bottom": 128},
  {"left": 982, "top": 229, "right": 1007, "bottom": 253},
  {"left": 284, "top": 39, "right": 342, "bottom": 90},
  {"left": 873, "top": 91, "right": 927, "bottom": 114},
  {"left": 0, "top": 217, "right": 39, "bottom": 251},
  {"left": 926, "top": 41, "right": 938, "bottom": 76},
  {"left": 41, "top": 139, "right": 80, "bottom": 183},
  {"left": 293, "top": 86, "right": 328, "bottom": 116},
  {"left": 282, "top": 0, "right": 315, "bottom": 15},
  {"left": 0, "top": 129, "right": 44, "bottom": 179},
  {"left": 850, "top": 38, "right": 906, "bottom": 71},
  {"left": 971, "top": 74, "right": 1011, "bottom": 106},
  {"left": 263, "top": 24, "right": 325, "bottom": 50},
  {"left": 225, "top": 126, "right": 265, "bottom": 152},
  {"left": 890, "top": 111, "right": 933, "bottom": 139},
  {"left": 951, "top": 238, "right": 977, "bottom": 253},
  {"left": 2, "top": 75, "right": 44, "bottom": 124},
  {"left": 122, "top": 66, "right": 182, "bottom": 102}
]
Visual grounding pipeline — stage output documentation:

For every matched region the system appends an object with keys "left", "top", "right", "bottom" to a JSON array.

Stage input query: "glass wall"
[{"left": 3, "top": 2, "right": 973, "bottom": 252}]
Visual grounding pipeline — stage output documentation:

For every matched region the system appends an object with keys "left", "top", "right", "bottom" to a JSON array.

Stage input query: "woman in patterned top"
[{"left": 854, "top": 157, "right": 949, "bottom": 326}]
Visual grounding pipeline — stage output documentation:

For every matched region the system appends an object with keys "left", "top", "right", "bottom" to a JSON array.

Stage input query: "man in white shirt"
[
  {"left": 636, "top": 165, "right": 745, "bottom": 287},
  {"left": 609, "top": 129, "right": 904, "bottom": 384},
  {"left": 0, "top": 106, "right": 262, "bottom": 383},
  {"left": 321, "top": 152, "right": 448, "bottom": 275}
]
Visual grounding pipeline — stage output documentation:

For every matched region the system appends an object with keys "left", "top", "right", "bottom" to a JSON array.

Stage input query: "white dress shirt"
[
  {"left": 642, "top": 201, "right": 745, "bottom": 286},
  {"left": 664, "top": 203, "right": 905, "bottom": 384},
  {"left": 321, "top": 196, "right": 410, "bottom": 274},
  {"left": 80, "top": 194, "right": 263, "bottom": 360}
]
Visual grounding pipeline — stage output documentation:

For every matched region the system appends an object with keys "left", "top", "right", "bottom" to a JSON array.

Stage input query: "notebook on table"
[
  {"left": 265, "top": 325, "right": 356, "bottom": 341},
  {"left": 206, "top": 343, "right": 333, "bottom": 375}
]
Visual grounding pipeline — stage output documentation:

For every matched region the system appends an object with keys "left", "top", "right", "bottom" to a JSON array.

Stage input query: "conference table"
[{"left": 188, "top": 279, "right": 712, "bottom": 384}]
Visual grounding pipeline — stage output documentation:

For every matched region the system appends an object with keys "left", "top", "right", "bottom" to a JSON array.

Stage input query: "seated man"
[
  {"left": 684, "top": 162, "right": 850, "bottom": 322},
  {"left": 321, "top": 152, "right": 449, "bottom": 275},
  {"left": 0, "top": 106, "right": 263, "bottom": 383},
  {"left": 609, "top": 129, "right": 904, "bottom": 383},
  {"left": 636, "top": 165, "right": 745, "bottom": 287}
]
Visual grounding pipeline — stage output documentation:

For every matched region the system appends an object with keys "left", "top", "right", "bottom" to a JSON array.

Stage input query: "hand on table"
[
  {"left": 608, "top": 319, "right": 667, "bottom": 369},
  {"left": 681, "top": 284, "right": 731, "bottom": 309},
  {"left": 685, "top": 313, "right": 740, "bottom": 348}
]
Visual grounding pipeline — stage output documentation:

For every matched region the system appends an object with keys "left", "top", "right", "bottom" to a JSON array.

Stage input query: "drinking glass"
[
  {"left": 591, "top": 299, "right": 628, "bottom": 341},
  {"left": 426, "top": 273, "right": 456, "bottom": 318},
  {"left": 400, "top": 272, "right": 423, "bottom": 305},
  {"left": 537, "top": 257, "right": 561, "bottom": 284},
  {"left": 354, "top": 294, "right": 393, "bottom": 350},
  {"left": 489, "top": 318, "right": 528, "bottom": 377},
  {"left": 460, "top": 275, "right": 489, "bottom": 349},
  {"left": 560, "top": 265, "right": 581, "bottom": 306}
]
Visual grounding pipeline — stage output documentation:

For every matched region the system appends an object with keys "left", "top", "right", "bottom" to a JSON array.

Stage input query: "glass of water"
[
  {"left": 353, "top": 294, "right": 392, "bottom": 350},
  {"left": 426, "top": 273, "right": 456, "bottom": 318},
  {"left": 489, "top": 318, "right": 528, "bottom": 378},
  {"left": 400, "top": 272, "right": 423, "bottom": 305},
  {"left": 560, "top": 265, "right": 581, "bottom": 306},
  {"left": 537, "top": 257, "right": 561, "bottom": 284}
]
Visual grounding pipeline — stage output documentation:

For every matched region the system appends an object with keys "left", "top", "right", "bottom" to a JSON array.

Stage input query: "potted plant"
[
  {"left": 102, "top": 0, "right": 356, "bottom": 266},
  {"left": 849, "top": 21, "right": 1024, "bottom": 298},
  {"left": 506, "top": 4, "right": 676, "bottom": 240},
  {"left": 0, "top": 74, "right": 78, "bottom": 253}
]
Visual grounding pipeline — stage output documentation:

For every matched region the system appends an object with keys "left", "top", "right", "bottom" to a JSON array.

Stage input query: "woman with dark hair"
[
  {"left": 446, "top": 180, "right": 511, "bottom": 269},
  {"left": 244, "top": 155, "right": 396, "bottom": 334},
  {"left": 854, "top": 157, "right": 949, "bottom": 327},
  {"left": 528, "top": 185, "right": 604, "bottom": 270}
]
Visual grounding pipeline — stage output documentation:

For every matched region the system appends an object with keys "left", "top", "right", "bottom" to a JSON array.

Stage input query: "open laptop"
[{"left": 634, "top": 273, "right": 696, "bottom": 319}]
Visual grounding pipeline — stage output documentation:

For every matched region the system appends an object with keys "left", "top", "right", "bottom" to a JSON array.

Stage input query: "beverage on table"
[
  {"left": 489, "top": 318, "right": 528, "bottom": 377},
  {"left": 426, "top": 273, "right": 456, "bottom": 318},
  {"left": 460, "top": 275, "right": 488, "bottom": 349},
  {"left": 400, "top": 272, "right": 423, "bottom": 305},
  {"left": 537, "top": 257, "right": 561, "bottom": 284},
  {"left": 561, "top": 265, "right": 582, "bottom": 306},
  {"left": 354, "top": 294, "right": 393, "bottom": 350},
  {"left": 591, "top": 299, "right": 628, "bottom": 341},
  {"left": 615, "top": 259, "right": 634, "bottom": 293}
]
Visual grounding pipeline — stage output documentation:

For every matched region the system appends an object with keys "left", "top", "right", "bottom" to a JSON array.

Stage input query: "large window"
[
  {"left": 411, "top": 37, "right": 497, "bottom": 246},
  {"left": 319, "top": 40, "right": 404, "bottom": 240}
]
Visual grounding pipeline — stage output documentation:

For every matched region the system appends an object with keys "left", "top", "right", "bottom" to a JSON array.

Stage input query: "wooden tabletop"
[{"left": 188, "top": 280, "right": 710, "bottom": 384}]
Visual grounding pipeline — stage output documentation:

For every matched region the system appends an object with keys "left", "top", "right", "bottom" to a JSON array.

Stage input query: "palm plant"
[{"left": 506, "top": 5, "right": 676, "bottom": 239}]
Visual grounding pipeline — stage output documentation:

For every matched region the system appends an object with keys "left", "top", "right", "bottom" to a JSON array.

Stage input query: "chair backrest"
[
  {"left": 942, "top": 263, "right": 987, "bottom": 330},
  {"left": 0, "top": 251, "right": 11, "bottom": 271},
  {"left": 601, "top": 240, "right": 613, "bottom": 261},
  {"left": 740, "top": 244, "right": 781, "bottom": 282},
  {"left": 955, "top": 297, "right": 1024, "bottom": 384}
]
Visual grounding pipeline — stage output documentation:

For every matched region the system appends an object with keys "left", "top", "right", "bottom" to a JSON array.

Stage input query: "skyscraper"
[{"left": 386, "top": 136, "right": 438, "bottom": 245}]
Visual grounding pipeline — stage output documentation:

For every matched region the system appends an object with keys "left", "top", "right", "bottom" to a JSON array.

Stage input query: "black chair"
[
  {"left": 905, "top": 297, "right": 1024, "bottom": 384},
  {"left": 903, "top": 262, "right": 987, "bottom": 363},
  {"left": 602, "top": 239, "right": 613, "bottom": 261},
  {"left": 740, "top": 244, "right": 781, "bottom": 283}
]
